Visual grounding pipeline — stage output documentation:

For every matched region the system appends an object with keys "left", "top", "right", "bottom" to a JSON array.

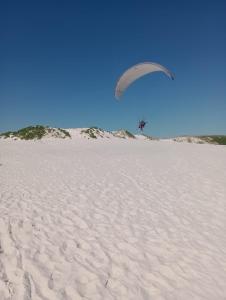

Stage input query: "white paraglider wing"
[{"left": 115, "top": 62, "right": 174, "bottom": 99}]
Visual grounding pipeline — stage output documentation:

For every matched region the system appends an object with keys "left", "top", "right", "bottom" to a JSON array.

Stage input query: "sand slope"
[{"left": 0, "top": 139, "right": 226, "bottom": 299}]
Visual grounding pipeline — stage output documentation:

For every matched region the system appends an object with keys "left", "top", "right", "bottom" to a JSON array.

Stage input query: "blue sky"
[{"left": 1, "top": 0, "right": 226, "bottom": 137}]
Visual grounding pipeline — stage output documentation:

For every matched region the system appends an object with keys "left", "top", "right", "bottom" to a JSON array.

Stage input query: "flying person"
[{"left": 138, "top": 120, "right": 147, "bottom": 131}]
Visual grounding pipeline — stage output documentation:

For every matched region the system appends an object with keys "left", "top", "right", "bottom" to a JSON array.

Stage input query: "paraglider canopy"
[{"left": 115, "top": 62, "right": 174, "bottom": 99}]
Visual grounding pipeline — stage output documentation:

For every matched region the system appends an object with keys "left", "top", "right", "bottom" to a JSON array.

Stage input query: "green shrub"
[
  {"left": 124, "top": 130, "right": 135, "bottom": 138},
  {"left": 0, "top": 125, "right": 71, "bottom": 140},
  {"left": 199, "top": 135, "right": 226, "bottom": 145}
]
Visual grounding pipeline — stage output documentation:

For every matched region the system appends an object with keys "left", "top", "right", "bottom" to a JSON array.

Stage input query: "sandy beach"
[{"left": 0, "top": 138, "right": 226, "bottom": 299}]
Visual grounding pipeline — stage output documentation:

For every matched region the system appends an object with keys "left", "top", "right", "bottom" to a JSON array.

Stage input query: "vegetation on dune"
[
  {"left": 0, "top": 125, "right": 71, "bottom": 140},
  {"left": 81, "top": 127, "right": 104, "bottom": 139},
  {"left": 142, "top": 134, "right": 158, "bottom": 140},
  {"left": 0, "top": 125, "right": 46, "bottom": 140},
  {"left": 172, "top": 135, "right": 226, "bottom": 145},
  {"left": 58, "top": 128, "right": 71, "bottom": 138},
  {"left": 124, "top": 130, "right": 135, "bottom": 139},
  {"left": 199, "top": 135, "right": 226, "bottom": 145},
  {"left": 113, "top": 130, "right": 135, "bottom": 139},
  {"left": 1, "top": 125, "right": 225, "bottom": 144},
  {"left": 18, "top": 125, "right": 47, "bottom": 139},
  {"left": 1, "top": 131, "right": 14, "bottom": 139},
  {"left": 81, "top": 127, "right": 136, "bottom": 139}
]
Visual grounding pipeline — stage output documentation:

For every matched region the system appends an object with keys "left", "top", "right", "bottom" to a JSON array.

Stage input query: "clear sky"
[{"left": 1, "top": 0, "right": 226, "bottom": 137}]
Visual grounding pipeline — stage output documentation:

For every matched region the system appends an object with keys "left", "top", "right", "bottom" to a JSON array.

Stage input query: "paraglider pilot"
[{"left": 138, "top": 120, "right": 147, "bottom": 131}]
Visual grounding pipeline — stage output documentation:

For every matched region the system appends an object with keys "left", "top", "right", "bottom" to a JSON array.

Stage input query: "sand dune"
[{"left": 0, "top": 138, "right": 226, "bottom": 299}]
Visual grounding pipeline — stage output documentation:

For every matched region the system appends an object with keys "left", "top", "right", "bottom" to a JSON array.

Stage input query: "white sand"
[{"left": 0, "top": 138, "right": 226, "bottom": 299}]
